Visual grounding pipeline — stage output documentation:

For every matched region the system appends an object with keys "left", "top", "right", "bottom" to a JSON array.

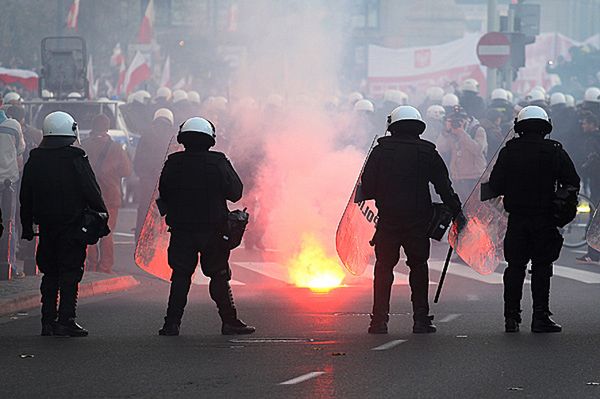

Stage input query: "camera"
[{"left": 450, "top": 119, "right": 462, "bottom": 129}]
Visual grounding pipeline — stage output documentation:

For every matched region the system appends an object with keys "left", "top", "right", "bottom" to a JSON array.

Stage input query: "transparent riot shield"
[
  {"left": 448, "top": 129, "right": 516, "bottom": 275},
  {"left": 336, "top": 137, "right": 378, "bottom": 276},
  {"left": 586, "top": 206, "right": 600, "bottom": 251},
  {"left": 134, "top": 136, "right": 182, "bottom": 282}
]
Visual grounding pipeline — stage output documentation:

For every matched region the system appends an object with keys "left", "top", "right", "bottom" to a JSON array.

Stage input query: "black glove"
[
  {"left": 454, "top": 211, "right": 468, "bottom": 233},
  {"left": 0, "top": 223, "right": 3, "bottom": 239},
  {"left": 22, "top": 225, "right": 34, "bottom": 241}
]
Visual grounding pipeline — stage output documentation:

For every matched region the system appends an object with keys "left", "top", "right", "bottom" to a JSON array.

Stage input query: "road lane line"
[
  {"left": 438, "top": 314, "right": 461, "bottom": 323},
  {"left": 114, "top": 232, "right": 135, "bottom": 237},
  {"left": 371, "top": 339, "right": 407, "bottom": 351},
  {"left": 279, "top": 372, "right": 325, "bottom": 385},
  {"left": 552, "top": 265, "right": 600, "bottom": 284}
]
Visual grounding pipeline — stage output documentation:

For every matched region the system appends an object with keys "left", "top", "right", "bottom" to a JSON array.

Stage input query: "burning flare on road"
[{"left": 288, "top": 235, "right": 345, "bottom": 293}]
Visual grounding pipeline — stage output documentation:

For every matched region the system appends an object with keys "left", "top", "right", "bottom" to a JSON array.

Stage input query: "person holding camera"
[
  {"left": 486, "top": 106, "right": 580, "bottom": 333},
  {"left": 156, "top": 117, "right": 255, "bottom": 336},
  {"left": 361, "top": 106, "right": 462, "bottom": 335},
  {"left": 20, "top": 111, "right": 108, "bottom": 337},
  {"left": 437, "top": 105, "right": 488, "bottom": 201}
]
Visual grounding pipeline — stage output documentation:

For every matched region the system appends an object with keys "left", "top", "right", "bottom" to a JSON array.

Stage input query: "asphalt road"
[{"left": 2, "top": 207, "right": 600, "bottom": 398}]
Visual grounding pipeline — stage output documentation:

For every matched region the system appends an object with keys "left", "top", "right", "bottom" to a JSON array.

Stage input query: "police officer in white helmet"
[
  {"left": 361, "top": 106, "right": 462, "bottom": 335},
  {"left": 486, "top": 106, "right": 580, "bottom": 333},
  {"left": 157, "top": 117, "right": 255, "bottom": 336},
  {"left": 20, "top": 111, "right": 109, "bottom": 337}
]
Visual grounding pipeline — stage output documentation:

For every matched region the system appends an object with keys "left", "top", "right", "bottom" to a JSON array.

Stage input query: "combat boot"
[
  {"left": 221, "top": 319, "right": 256, "bottom": 335},
  {"left": 368, "top": 319, "right": 388, "bottom": 334},
  {"left": 41, "top": 321, "right": 57, "bottom": 336},
  {"left": 504, "top": 318, "right": 520, "bottom": 333},
  {"left": 158, "top": 319, "right": 181, "bottom": 336},
  {"left": 531, "top": 312, "right": 562, "bottom": 333},
  {"left": 413, "top": 315, "right": 437, "bottom": 334},
  {"left": 54, "top": 319, "right": 88, "bottom": 337}
]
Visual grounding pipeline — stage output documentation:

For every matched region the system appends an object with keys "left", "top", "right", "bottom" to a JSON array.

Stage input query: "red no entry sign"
[{"left": 477, "top": 32, "right": 511, "bottom": 68}]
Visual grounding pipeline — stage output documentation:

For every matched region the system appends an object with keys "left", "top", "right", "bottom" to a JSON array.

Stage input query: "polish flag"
[
  {"left": 110, "top": 43, "right": 125, "bottom": 67},
  {"left": 123, "top": 51, "right": 151, "bottom": 95},
  {"left": 66, "top": 0, "right": 80, "bottom": 31},
  {"left": 86, "top": 56, "right": 95, "bottom": 99},
  {"left": 159, "top": 56, "right": 171, "bottom": 87},
  {"left": 137, "top": 0, "right": 155, "bottom": 44},
  {"left": 116, "top": 61, "right": 127, "bottom": 95}
]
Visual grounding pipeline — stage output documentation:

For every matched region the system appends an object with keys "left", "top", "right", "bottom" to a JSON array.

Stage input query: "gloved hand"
[
  {"left": 22, "top": 225, "right": 34, "bottom": 241},
  {"left": 454, "top": 211, "right": 468, "bottom": 233},
  {"left": 0, "top": 222, "right": 3, "bottom": 238}
]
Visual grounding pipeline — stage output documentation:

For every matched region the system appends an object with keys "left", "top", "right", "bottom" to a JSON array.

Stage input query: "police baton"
[{"left": 434, "top": 245, "right": 453, "bottom": 303}]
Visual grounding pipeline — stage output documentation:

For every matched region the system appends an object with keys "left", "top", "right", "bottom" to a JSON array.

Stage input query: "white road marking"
[
  {"left": 438, "top": 314, "right": 461, "bottom": 323},
  {"left": 371, "top": 339, "right": 407, "bottom": 351},
  {"left": 191, "top": 274, "right": 245, "bottom": 285},
  {"left": 429, "top": 261, "right": 533, "bottom": 285},
  {"left": 115, "top": 241, "right": 134, "bottom": 245},
  {"left": 114, "top": 232, "right": 135, "bottom": 237},
  {"left": 552, "top": 265, "right": 600, "bottom": 284},
  {"left": 571, "top": 250, "right": 588, "bottom": 254},
  {"left": 279, "top": 371, "right": 325, "bottom": 385},
  {"left": 233, "top": 262, "right": 290, "bottom": 283}
]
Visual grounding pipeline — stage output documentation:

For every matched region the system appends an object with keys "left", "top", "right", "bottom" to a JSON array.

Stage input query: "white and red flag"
[
  {"left": 137, "top": 0, "right": 155, "bottom": 44},
  {"left": 123, "top": 51, "right": 151, "bottom": 95},
  {"left": 159, "top": 56, "right": 171, "bottom": 88},
  {"left": 110, "top": 43, "right": 125, "bottom": 67},
  {"left": 66, "top": 0, "right": 80, "bottom": 31}
]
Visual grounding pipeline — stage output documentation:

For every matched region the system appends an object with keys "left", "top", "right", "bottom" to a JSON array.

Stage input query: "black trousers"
[
  {"left": 36, "top": 224, "right": 86, "bottom": 323},
  {"left": 503, "top": 214, "right": 563, "bottom": 319},
  {"left": 372, "top": 225, "right": 431, "bottom": 322},
  {"left": 165, "top": 228, "right": 236, "bottom": 324}
]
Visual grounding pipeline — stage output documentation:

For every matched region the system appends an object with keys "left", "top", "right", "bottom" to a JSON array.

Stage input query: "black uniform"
[
  {"left": 361, "top": 132, "right": 461, "bottom": 328},
  {"left": 20, "top": 144, "right": 107, "bottom": 331},
  {"left": 158, "top": 147, "right": 247, "bottom": 331},
  {"left": 488, "top": 133, "right": 580, "bottom": 326}
]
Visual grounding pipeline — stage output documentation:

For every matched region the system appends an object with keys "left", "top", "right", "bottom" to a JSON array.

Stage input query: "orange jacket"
[{"left": 82, "top": 133, "right": 132, "bottom": 208}]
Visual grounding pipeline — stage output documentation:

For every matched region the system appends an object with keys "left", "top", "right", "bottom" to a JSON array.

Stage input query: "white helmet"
[
  {"left": 442, "top": 93, "right": 460, "bottom": 107},
  {"left": 550, "top": 92, "right": 566, "bottom": 106},
  {"left": 42, "top": 111, "right": 78, "bottom": 137},
  {"left": 354, "top": 99, "right": 374, "bottom": 112},
  {"left": 584, "top": 87, "right": 600, "bottom": 103},
  {"left": 153, "top": 108, "right": 174, "bottom": 125},
  {"left": 532, "top": 85, "right": 547, "bottom": 95},
  {"left": 526, "top": 89, "right": 545, "bottom": 103},
  {"left": 388, "top": 105, "right": 424, "bottom": 126},
  {"left": 347, "top": 91, "right": 363, "bottom": 104},
  {"left": 187, "top": 91, "right": 201, "bottom": 104},
  {"left": 41, "top": 89, "right": 54, "bottom": 98},
  {"left": 461, "top": 78, "right": 479, "bottom": 93},
  {"left": 515, "top": 105, "right": 552, "bottom": 134},
  {"left": 211, "top": 96, "right": 228, "bottom": 112},
  {"left": 491, "top": 88, "right": 508, "bottom": 101},
  {"left": 505, "top": 90, "right": 514, "bottom": 103},
  {"left": 266, "top": 94, "right": 284, "bottom": 109},
  {"left": 565, "top": 94, "right": 575, "bottom": 108},
  {"left": 3, "top": 92, "right": 21, "bottom": 104},
  {"left": 516, "top": 105, "right": 550, "bottom": 122},
  {"left": 156, "top": 87, "right": 172, "bottom": 101},
  {"left": 67, "top": 92, "right": 82, "bottom": 99},
  {"left": 383, "top": 89, "right": 408, "bottom": 105},
  {"left": 426, "top": 87, "right": 444, "bottom": 102},
  {"left": 179, "top": 117, "right": 216, "bottom": 138},
  {"left": 132, "top": 90, "right": 151, "bottom": 104},
  {"left": 172, "top": 89, "right": 188, "bottom": 104},
  {"left": 426, "top": 105, "right": 446, "bottom": 121}
]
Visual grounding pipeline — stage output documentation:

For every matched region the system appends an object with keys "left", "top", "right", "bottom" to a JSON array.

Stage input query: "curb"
[{"left": 0, "top": 275, "right": 140, "bottom": 317}]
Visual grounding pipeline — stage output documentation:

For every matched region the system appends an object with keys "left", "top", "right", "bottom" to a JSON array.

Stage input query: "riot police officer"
[
  {"left": 20, "top": 111, "right": 108, "bottom": 337},
  {"left": 487, "top": 106, "right": 580, "bottom": 333},
  {"left": 157, "top": 117, "right": 255, "bottom": 336},
  {"left": 361, "top": 106, "right": 462, "bottom": 334}
]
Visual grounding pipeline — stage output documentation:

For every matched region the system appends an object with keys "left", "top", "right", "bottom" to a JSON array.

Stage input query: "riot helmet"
[
  {"left": 387, "top": 105, "right": 426, "bottom": 135},
  {"left": 514, "top": 105, "right": 552, "bottom": 135}
]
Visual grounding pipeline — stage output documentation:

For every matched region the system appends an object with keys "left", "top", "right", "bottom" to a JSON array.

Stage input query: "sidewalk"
[{"left": 0, "top": 272, "right": 139, "bottom": 317}]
